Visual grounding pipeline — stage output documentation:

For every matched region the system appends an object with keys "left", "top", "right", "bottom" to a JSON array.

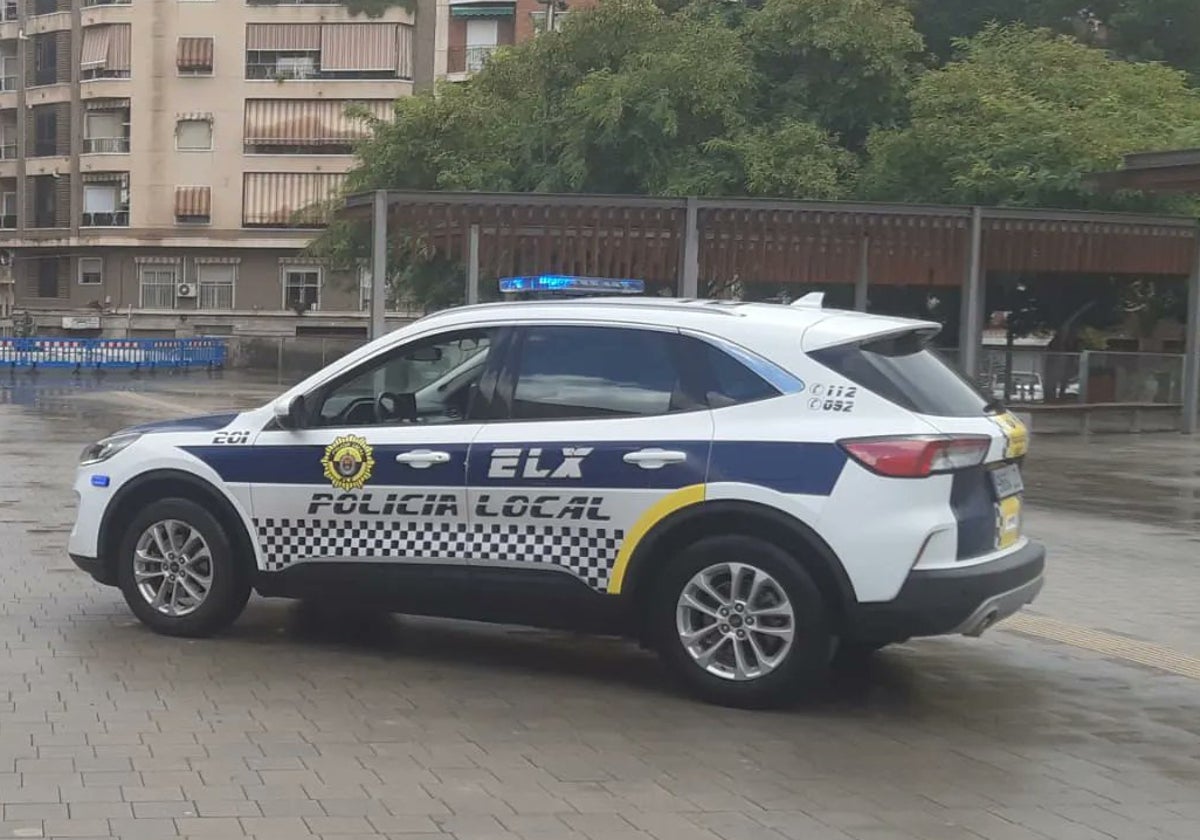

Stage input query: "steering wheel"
[{"left": 376, "top": 391, "right": 417, "bottom": 424}]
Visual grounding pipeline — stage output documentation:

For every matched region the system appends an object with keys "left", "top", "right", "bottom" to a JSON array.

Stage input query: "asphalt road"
[{"left": 2, "top": 370, "right": 1200, "bottom": 840}]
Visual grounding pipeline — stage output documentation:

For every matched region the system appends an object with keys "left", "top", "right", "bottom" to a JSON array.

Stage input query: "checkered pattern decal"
[
  {"left": 255, "top": 519, "right": 470, "bottom": 572},
  {"left": 472, "top": 524, "right": 625, "bottom": 590},
  {"left": 254, "top": 519, "right": 625, "bottom": 590}
]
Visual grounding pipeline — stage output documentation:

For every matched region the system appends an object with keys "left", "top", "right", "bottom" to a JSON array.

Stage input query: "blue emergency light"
[{"left": 498, "top": 275, "right": 646, "bottom": 295}]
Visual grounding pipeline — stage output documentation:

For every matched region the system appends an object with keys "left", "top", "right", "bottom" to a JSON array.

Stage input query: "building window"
[
  {"left": 176, "top": 118, "right": 213, "bottom": 151},
  {"left": 283, "top": 266, "right": 321, "bottom": 311},
  {"left": 33, "top": 107, "right": 58, "bottom": 157},
  {"left": 197, "top": 263, "right": 235, "bottom": 309},
  {"left": 32, "top": 0, "right": 57, "bottom": 14},
  {"left": 1, "top": 191, "right": 15, "bottom": 228},
  {"left": 81, "top": 24, "right": 132, "bottom": 81},
  {"left": 177, "top": 37, "right": 214, "bottom": 76},
  {"left": 139, "top": 263, "right": 178, "bottom": 309},
  {"left": 245, "top": 23, "right": 409, "bottom": 81},
  {"left": 82, "top": 179, "right": 129, "bottom": 227},
  {"left": 242, "top": 99, "right": 394, "bottom": 155},
  {"left": 447, "top": 9, "right": 514, "bottom": 74},
  {"left": 0, "top": 119, "right": 14, "bottom": 159},
  {"left": 33, "top": 34, "right": 58, "bottom": 86},
  {"left": 1, "top": 51, "right": 17, "bottom": 91},
  {"left": 84, "top": 111, "right": 130, "bottom": 154},
  {"left": 78, "top": 257, "right": 103, "bottom": 286},
  {"left": 36, "top": 257, "right": 60, "bottom": 299},
  {"left": 174, "top": 185, "right": 211, "bottom": 225},
  {"left": 31, "top": 175, "right": 56, "bottom": 228}
]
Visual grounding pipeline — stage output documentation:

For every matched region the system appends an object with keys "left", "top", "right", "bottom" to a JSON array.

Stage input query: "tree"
[
  {"left": 908, "top": 0, "right": 1200, "bottom": 81},
  {"left": 858, "top": 25, "right": 1200, "bottom": 210},
  {"left": 744, "top": 0, "right": 926, "bottom": 148}
]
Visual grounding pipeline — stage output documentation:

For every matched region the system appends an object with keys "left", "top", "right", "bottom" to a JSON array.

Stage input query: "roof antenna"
[{"left": 791, "top": 292, "right": 824, "bottom": 309}]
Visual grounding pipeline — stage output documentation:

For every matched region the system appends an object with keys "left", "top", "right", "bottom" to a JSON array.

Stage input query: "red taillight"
[{"left": 839, "top": 435, "right": 991, "bottom": 478}]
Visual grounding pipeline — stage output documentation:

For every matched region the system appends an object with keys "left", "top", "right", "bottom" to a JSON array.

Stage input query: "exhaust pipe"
[{"left": 964, "top": 609, "right": 1000, "bottom": 638}]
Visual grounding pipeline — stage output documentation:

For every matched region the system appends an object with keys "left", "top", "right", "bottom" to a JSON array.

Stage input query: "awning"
[
  {"left": 246, "top": 23, "right": 320, "bottom": 51},
  {"left": 107, "top": 24, "right": 131, "bottom": 72},
  {"left": 320, "top": 24, "right": 398, "bottom": 72},
  {"left": 243, "top": 171, "right": 348, "bottom": 226},
  {"left": 83, "top": 97, "right": 129, "bottom": 111},
  {"left": 177, "top": 37, "right": 214, "bottom": 70},
  {"left": 82, "top": 172, "right": 127, "bottom": 184},
  {"left": 175, "top": 186, "right": 211, "bottom": 218},
  {"left": 80, "top": 26, "right": 111, "bottom": 70},
  {"left": 176, "top": 111, "right": 214, "bottom": 122},
  {"left": 243, "top": 99, "right": 393, "bottom": 146},
  {"left": 450, "top": 3, "right": 515, "bottom": 16}
]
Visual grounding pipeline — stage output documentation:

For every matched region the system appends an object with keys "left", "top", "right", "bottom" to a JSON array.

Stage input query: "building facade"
[
  {"left": 0, "top": 0, "right": 591, "bottom": 339},
  {"left": 0, "top": 0, "right": 424, "bottom": 339}
]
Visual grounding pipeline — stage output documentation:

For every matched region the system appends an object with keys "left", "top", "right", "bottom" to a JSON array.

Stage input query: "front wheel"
[
  {"left": 653, "top": 535, "right": 832, "bottom": 709},
  {"left": 116, "top": 498, "right": 251, "bottom": 638}
]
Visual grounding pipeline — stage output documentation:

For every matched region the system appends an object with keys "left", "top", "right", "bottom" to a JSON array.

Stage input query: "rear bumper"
[{"left": 848, "top": 540, "right": 1045, "bottom": 643}]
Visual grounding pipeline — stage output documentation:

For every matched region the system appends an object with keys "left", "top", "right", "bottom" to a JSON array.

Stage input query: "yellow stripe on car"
[{"left": 607, "top": 484, "right": 706, "bottom": 595}]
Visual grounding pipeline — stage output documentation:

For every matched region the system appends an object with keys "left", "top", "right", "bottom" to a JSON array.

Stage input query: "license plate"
[{"left": 989, "top": 463, "right": 1024, "bottom": 500}]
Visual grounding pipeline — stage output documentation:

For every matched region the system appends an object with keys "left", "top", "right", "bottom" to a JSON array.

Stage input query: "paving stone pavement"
[{"left": 2, "top": 375, "right": 1200, "bottom": 840}]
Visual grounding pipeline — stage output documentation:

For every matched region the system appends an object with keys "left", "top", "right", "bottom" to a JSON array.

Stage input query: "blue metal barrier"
[{"left": 0, "top": 337, "right": 227, "bottom": 370}]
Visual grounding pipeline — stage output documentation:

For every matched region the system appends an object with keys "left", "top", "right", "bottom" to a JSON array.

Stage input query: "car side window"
[
  {"left": 694, "top": 339, "right": 782, "bottom": 408},
  {"left": 313, "top": 329, "right": 494, "bottom": 427},
  {"left": 508, "top": 326, "right": 698, "bottom": 420}
]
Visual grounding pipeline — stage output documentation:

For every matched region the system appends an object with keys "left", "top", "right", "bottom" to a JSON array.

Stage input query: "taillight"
[{"left": 839, "top": 435, "right": 991, "bottom": 478}]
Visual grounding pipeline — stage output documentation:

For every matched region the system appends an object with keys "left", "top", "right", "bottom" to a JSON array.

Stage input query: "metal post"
[
  {"left": 960, "top": 207, "right": 985, "bottom": 378},
  {"left": 369, "top": 190, "right": 387, "bottom": 341},
  {"left": 680, "top": 197, "right": 700, "bottom": 298},
  {"left": 854, "top": 233, "right": 869, "bottom": 312},
  {"left": 1181, "top": 235, "right": 1200, "bottom": 433},
  {"left": 1078, "top": 350, "right": 1090, "bottom": 405},
  {"left": 467, "top": 224, "right": 480, "bottom": 305}
]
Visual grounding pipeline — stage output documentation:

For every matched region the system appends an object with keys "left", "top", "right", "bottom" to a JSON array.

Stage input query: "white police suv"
[{"left": 69, "top": 280, "right": 1044, "bottom": 708}]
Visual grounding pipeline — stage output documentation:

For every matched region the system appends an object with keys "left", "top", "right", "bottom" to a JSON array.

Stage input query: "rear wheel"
[
  {"left": 653, "top": 535, "right": 832, "bottom": 709},
  {"left": 116, "top": 498, "right": 250, "bottom": 638}
]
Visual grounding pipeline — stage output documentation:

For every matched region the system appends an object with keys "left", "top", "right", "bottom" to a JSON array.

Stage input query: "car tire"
[
  {"left": 116, "top": 498, "right": 251, "bottom": 638},
  {"left": 830, "top": 639, "right": 888, "bottom": 669},
  {"left": 653, "top": 535, "right": 832, "bottom": 709}
]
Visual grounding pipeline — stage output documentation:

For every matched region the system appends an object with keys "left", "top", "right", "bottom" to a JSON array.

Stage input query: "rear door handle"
[
  {"left": 395, "top": 450, "right": 451, "bottom": 468},
  {"left": 623, "top": 449, "right": 688, "bottom": 469}
]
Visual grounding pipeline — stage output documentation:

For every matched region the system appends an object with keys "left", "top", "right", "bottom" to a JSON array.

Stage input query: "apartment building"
[
  {"left": 0, "top": 0, "right": 427, "bottom": 338},
  {"left": 0, "top": 0, "right": 583, "bottom": 338}
]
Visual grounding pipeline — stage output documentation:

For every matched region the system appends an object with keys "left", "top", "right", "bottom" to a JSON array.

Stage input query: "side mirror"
[{"left": 274, "top": 394, "right": 307, "bottom": 430}]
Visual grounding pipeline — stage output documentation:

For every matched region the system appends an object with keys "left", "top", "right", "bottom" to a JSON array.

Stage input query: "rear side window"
[
  {"left": 509, "top": 325, "right": 699, "bottom": 420},
  {"left": 810, "top": 330, "right": 990, "bottom": 417},
  {"left": 690, "top": 339, "right": 781, "bottom": 407}
]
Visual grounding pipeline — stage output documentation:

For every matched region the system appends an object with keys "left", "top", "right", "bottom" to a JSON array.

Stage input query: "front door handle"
[
  {"left": 395, "top": 450, "right": 451, "bottom": 468},
  {"left": 623, "top": 449, "right": 688, "bottom": 469}
]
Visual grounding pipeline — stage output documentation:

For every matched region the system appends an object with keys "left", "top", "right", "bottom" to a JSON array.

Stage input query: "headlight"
[{"left": 80, "top": 433, "right": 141, "bottom": 466}]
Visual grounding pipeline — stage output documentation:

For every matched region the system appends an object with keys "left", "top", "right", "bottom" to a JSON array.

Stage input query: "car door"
[
  {"left": 248, "top": 326, "right": 500, "bottom": 575},
  {"left": 466, "top": 323, "right": 715, "bottom": 595}
]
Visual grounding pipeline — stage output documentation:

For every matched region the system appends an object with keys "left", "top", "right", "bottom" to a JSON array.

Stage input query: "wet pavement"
[{"left": 3, "top": 371, "right": 1200, "bottom": 840}]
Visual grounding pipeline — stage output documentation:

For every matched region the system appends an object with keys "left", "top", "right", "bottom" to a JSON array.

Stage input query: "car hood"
[{"left": 122, "top": 412, "right": 241, "bottom": 435}]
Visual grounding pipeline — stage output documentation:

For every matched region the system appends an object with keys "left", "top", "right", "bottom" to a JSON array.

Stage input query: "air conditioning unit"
[{"left": 176, "top": 282, "right": 197, "bottom": 299}]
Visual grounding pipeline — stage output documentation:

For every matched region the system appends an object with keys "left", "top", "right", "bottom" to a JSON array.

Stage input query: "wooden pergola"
[{"left": 340, "top": 190, "right": 1200, "bottom": 431}]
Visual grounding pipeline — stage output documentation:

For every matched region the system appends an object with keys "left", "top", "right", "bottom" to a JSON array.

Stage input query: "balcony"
[
  {"left": 81, "top": 209, "right": 129, "bottom": 227},
  {"left": 447, "top": 45, "right": 499, "bottom": 75},
  {"left": 83, "top": 0, "right": 131, "bottom": 5},
  {"left": 84, "top": 136, "right": 129, "bottom": 154}
]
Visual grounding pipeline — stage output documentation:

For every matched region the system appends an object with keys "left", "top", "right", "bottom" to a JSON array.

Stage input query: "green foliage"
[
  {"left": 744, "top": 0, "right": 925, "bottom": 148},
  {"left": 858, "top": 25, "right": 1200, "bottom": 209},
  {"left": 341, "top": 0, "right": 414, "bottom": 18}
]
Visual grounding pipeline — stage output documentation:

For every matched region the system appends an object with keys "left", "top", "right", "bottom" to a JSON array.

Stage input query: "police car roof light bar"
[{"left": 498, "top": 275, "right": 646, "bottom": 296}]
